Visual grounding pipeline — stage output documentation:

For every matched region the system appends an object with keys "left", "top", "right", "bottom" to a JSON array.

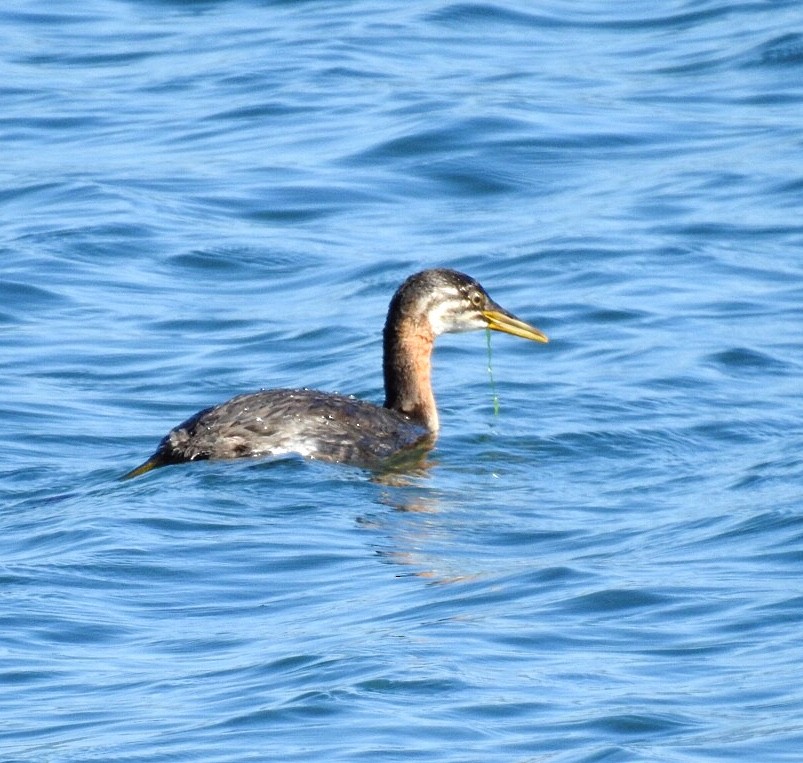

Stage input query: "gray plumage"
[{"left": 146, "top": 388, "right": 428, "bottom": 467}]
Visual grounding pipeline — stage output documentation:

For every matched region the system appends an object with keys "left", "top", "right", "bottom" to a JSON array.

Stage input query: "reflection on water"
[{"left": 2, "top": 0, "right": 802, "bottom": 761}]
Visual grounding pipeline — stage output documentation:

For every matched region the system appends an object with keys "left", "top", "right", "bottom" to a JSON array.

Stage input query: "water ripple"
[{"left": 2, "top": 0, "right": 802, "bottom": 761}]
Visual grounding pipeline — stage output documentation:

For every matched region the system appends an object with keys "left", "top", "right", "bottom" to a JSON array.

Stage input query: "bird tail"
[{"left": 120, "top": 453, "right": 164, "bottom": 480}]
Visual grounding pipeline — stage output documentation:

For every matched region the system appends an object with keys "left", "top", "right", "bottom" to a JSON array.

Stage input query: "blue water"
[{"left": 3, "top": 1, "right": 803, "bottom": 760}]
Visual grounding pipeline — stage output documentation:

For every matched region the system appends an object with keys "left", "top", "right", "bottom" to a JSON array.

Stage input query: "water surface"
[{"left": 2, "top": 1, "right": 803, "bottom": 760}]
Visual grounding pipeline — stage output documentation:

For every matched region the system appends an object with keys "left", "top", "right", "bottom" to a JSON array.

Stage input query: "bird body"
[
  {"left": 144, "top": 388, "right": 429, "bottom": 466},
  {"left": 124, "top": 269, "right": 547, "bottom": 478}
]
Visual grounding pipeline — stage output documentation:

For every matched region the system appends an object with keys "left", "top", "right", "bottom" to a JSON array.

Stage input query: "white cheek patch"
[
  {"left": 428, "top": 296, "right": 486, "bottom": 335},
  {"left": 452, "top": 313, "right": 488, "bottom": 333},
  {"left": 428, "top": 300, "right": 455, "bottom": 335}
]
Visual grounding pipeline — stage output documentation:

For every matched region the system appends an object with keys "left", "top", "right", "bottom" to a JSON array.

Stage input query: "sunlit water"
[{"left": 2, "top": 1, "right": 803, "bottom": 761}]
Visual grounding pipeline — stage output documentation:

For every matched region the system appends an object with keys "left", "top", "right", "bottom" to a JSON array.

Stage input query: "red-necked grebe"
[{"left": 123, "top": 269, "right": 548, "bottom": 477}]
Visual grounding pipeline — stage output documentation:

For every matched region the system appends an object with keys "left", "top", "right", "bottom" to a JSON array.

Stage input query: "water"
[{"left": 2, "top": 1, "right": 803, "bottom": 760}]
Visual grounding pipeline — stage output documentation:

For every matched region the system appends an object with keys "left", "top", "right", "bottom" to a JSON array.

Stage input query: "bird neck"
[{"left": 383, "top": 316, "right": 439, "bottom": 432}]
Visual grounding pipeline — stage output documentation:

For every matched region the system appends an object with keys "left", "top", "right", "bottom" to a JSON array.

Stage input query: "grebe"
[{"left": 123, "top": 269, "right": 548, "bottom": 478}]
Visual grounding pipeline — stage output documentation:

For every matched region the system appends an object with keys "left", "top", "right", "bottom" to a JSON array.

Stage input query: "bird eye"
[{"left": 470, "top": 291, "right": 484, "bottom": 308}]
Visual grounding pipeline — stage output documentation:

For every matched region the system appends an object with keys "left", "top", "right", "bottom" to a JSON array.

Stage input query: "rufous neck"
[{"left": 383, "top": 317, "right": 439, "bottom": 432}]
